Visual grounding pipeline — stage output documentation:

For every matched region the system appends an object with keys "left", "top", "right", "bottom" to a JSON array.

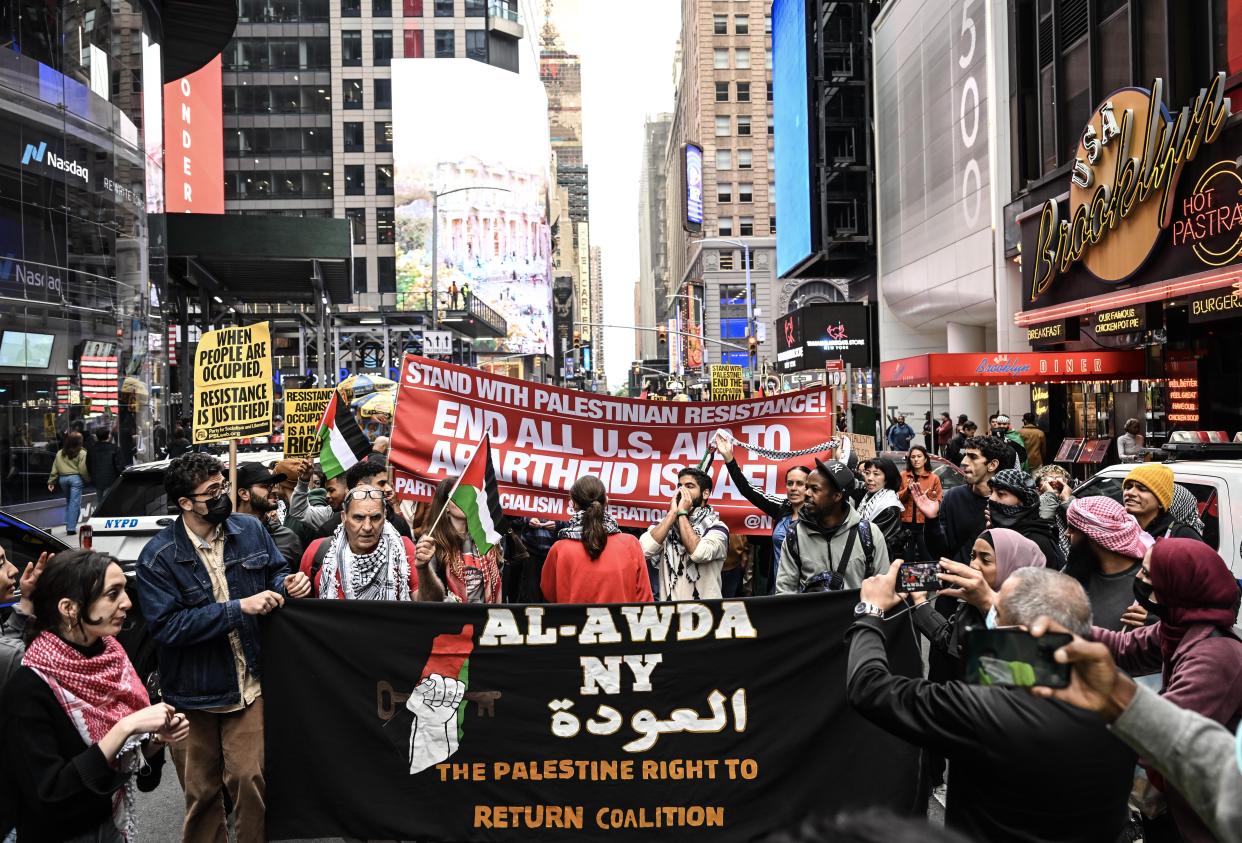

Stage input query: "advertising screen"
[
  {"left": 164, "top": 56, "right": 224, "bottom": 214},
  {"left": 683, "top": 142, "right": 704, "bottom": 232},
  {"left": 0, "top": 332, "right": 54, "bottom": 368},
  {"left": 773, "top": 0, "right": 814, "bottom": 277},
  {"left": 774, "top": 304, "right": 872, "bottom": 372},
  {"left": 392, "top": 59, "right": 553, "bottom": 356}
]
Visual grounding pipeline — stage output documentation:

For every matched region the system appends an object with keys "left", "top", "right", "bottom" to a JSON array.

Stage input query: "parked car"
[
  {"left": 1072, "top": 444, "right": 1242, "bottom": 577},
  {"left": 82, "top": 449, "right": 285, "bottom": 567}
]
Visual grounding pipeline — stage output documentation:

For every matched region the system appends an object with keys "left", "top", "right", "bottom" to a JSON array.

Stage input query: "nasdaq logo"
[
  {"left": 21, "top": 142, "right": 46, "bottom": 165},
  {"left": 20, "top": 140, "right": 88, "bottom": 182}
]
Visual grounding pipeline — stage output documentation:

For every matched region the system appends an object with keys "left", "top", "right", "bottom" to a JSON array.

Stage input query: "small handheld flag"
[
  {"left": 444, "top": 435, "right": 504, "bottom": 555},
  {"left": 316, "top": 391, "right": 372, "bottom": 479}
]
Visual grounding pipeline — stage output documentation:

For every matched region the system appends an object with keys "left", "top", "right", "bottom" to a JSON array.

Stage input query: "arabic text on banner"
[
  {"left": 263, "top": 594, "right": 922, "bottom": 841},
  {"left": 282, "top": 388, "right": 335, "bottom": 459},
  {"left": 388, "top": 355, "right": 841, "bottom": 535},
  {"left": 191, "top": 322, "right": 273, "bottom": 444}
]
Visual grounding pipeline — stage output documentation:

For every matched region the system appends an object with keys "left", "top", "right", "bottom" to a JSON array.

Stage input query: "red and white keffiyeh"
[
  {"left": 1066, "top": 495, "right": 1155, "bottom": 560},
  {"left": 23, "top": 631, "right": 151, "bottom": 839}
]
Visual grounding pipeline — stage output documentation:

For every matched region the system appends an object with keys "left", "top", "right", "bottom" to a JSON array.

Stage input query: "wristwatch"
[{"left": 854, "top": 601, "right": 885, "bottom": 620}]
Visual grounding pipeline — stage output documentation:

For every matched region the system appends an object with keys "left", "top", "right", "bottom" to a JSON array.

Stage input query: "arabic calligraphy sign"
[{"left": 264, "top": 596, "right": 922, "bottom": 841}]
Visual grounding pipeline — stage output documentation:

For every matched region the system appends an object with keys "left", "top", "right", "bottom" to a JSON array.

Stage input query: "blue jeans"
[{"left": 59, "top": 474, "right": 83, "bottom": 533}]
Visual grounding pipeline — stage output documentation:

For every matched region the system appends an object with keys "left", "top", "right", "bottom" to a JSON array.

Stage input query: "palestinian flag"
[
  {"left": 316, "top": 391, "right": 371, "bottom": 479},
  {"left": 420, "top": 624, "right": 475, "bottom": 740},
  {"left": 448, "top": 435, "right": 504, "bottom": 554}
]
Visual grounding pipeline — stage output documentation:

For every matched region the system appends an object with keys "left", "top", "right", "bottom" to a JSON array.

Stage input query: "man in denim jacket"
[{"left": 138, "top": 453, "right": 311, "bottom": 843}]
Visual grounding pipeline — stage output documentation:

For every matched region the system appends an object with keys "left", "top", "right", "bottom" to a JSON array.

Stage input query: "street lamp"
[
  {"left": 690, "top": 237, "right": 754, "bottom": 389},
  {"left": 430, "top": 185, "right": 512, "bottom": 331}
]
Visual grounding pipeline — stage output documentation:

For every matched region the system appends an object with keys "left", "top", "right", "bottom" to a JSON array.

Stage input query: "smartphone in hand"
[
  {"left": 896, "top": 561, "right": 943, "bottom": 593},
  {"left": 963, "top": 628, "right": 1073, "bottom": 688}
]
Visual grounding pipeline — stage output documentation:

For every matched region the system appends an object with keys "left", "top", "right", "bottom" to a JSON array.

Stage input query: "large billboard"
[
  {"left": 773, "top": 0, "right": 814, "bottom": 277},
  {"left": 874, "top": 0, "right": 993, "bottom": 326},
  {"left": 163, "top": 56, "right": 224, "bottom": 214},
  {"left": 775, "top": 303, "right": 873, "bottom": 372},
  {"left": 392, "top": 59, "right": 553, "bottom": 355}
]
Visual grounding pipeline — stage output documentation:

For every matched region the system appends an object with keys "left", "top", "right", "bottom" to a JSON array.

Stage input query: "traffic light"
[
  {"left": 747, "top": 335, "right": 758, "bottom": 354},
  {"left": 572, "top": 329, "right": 582, "bottom": 349},
  {"left": 657, "top": 325, "right": 668, "bottom": 345}
]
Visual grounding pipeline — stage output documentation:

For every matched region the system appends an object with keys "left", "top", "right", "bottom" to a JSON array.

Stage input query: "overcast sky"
[{"left": 567, "top": 1, "right": 682, "bottom": 389}]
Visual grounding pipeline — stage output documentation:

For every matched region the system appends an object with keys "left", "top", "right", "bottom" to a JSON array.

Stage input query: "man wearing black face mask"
[
  {"left": 985, "top": 469, "right": 1065, "bottom": 570},
  {"left": 137, "top": 453, "right": 312, "bottom": 843}
]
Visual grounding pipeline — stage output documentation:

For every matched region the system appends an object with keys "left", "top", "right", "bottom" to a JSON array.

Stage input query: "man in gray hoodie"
[{"left": 776, "top": 458, "right": 889, "bottom": 593}]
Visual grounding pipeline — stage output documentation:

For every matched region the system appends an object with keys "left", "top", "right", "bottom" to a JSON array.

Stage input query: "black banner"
[{"left": 263, "top": 595, "right": 923, "bottom": 841}]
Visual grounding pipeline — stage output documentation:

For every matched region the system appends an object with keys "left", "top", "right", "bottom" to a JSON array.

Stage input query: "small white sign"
[{"left": 423, "top": 330, "right": 453, "bottom": 356}]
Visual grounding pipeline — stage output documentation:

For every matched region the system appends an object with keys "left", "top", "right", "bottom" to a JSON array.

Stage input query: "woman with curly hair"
[{"left": 420, "top": 476, "right": 504, "bottom": 603}]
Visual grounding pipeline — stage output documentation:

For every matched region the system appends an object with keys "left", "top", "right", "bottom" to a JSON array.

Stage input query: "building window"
[
  {"left": 714, "top": 48, "right": 729, "bottom": 69},
  {"left": 735, "top": 48, "right": 750, "bottom": 69},
  {"left": 769, "top": 216, "right": 776, "bottom": 234},
  {"left": 734, "top": 15, "right": 748, "bottom": 34},
  {"left": 1061, "top": 36, "right": 1090, "bottom": 162},
  {"left": 736, "top": 81, "right": 750, "bottom": 102},
  {"left": 373, "top": 31, "right": 393, "bottom": 66},
  {"left": 342, "top": 31, "right": 363, "bottom": 65},
  {"left": 434, "top": 0, "right": 453, "bottom": 14},
  {"left": 404, "top": 28, "right": 424, "bottom": 57},
  {"left": 766, "top": 81, "right": 772, "bottom": 101},
  {"left": 466, "top": 30, "right": 487, "bottom": 62},
  {"left": 738, "top": 149, "right": 752, "bottom": 169},
  {"left": 435, "top": 29, "right": 455, "bottom": 57},
  {"left": 374, "top": 78, "right": 392, "bottom": 108},
  {"left": 377, "top": 257, "right": 397, "bottom": 292},
  {"left": 713, "top": 14, "right": 728, "bottom": 34},
  {"left": 1100, "top": 5, "right": 1130, "bottom": 97},
  {"left": 403, "top": 0, "right": 423, "bottom": 15},
  {"left": 714, "top": 116, "right": 731, "bottom": 137},
  {"left": 767, "top": 119, "right": 773, "bottom": 135},
  {"left": 739, "top": 182, "right": 752, "bottom": 202},
  {"left": 346, "top": 208, "right": 367, "bottom": 244},
  {"left": 377, "top": 208, "right": 395, "bottom": 244},
  {"left": 716, "top": 149, "right": 732, "bottom": 169},
  {"left": 342, "top": 0, "right": 360, "bottom": 15},
  {"left": 376, "top": 165, "right": 395, "bottom": 195},
  {"left": 375, "top": 121, "right": 393, "bottom": 151},
  {"left": 767, "top": 150, "right": 774, "bottom": 169},
  {"left": 343, "top": 121, "right": 364, "bottom": 151},
  {"left": 1141, "top": 0, "right": 1167, "bottom": 83},
  {"left": 345, "top": 164, "right": 366, "bottom": 195},
  {"left": 737, "top": 115, "right": 751, "bottom": 136},
  {"left": 353, "top": 257, "right": 369, "bottom": 293},
  {"left": 719, "top": 250, "right": 734, "bottom": 270},
  {"left": 743, "top": 248, "right": 755, "bottom": 269},
  {"left": 343, "top": 78, "right": 364, "bottom": 108},
  {"left": 718, "top": 183, "right": 732, "bottom": 202},
  {"left": 373, "top": 0, "right": 391, "bottom": 15},
  {"left": 464, "top": 0, "right": 485, "bottom": 15},
  {"left": 719, "top": 218, "right": 734, "bottom": 236},
  {"left": 765, "top": 14, "right": 771, "bottom": 33},
  {"left": 739, "top": 216, "right": 753, "bottom": 236},
  {"left": 715, "top": 81, "right": 729, "bottom": 102}
]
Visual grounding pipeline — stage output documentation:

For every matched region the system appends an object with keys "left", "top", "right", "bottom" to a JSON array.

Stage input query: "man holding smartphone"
[{"left": 847, "top": 564, "right": 1134, "bottom": 843}]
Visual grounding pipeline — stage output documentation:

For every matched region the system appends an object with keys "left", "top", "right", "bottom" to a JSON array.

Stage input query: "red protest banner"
[{"left": 389, "top": 355, "right": 840, "bottom": 535}]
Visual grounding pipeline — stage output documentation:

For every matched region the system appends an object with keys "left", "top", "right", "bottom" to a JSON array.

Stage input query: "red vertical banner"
[{"left": 163, "top": 56, "right": 224, "bottom": 214}]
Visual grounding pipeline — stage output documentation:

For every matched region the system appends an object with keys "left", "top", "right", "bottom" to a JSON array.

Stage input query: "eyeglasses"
[
  {"left": 345, "top": 489, "right": 386, "bottom": 502},
  {"left": 189, "top": 481, "right": 231, "bottom": 501}
]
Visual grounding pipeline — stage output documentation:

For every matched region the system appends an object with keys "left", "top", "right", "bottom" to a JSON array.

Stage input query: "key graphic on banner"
[
  {"left": 282, "top": 388, "right": 334, "bottom": 459},
  {"left": 192, "top": 322, "right": 273, "bottom": 444}
]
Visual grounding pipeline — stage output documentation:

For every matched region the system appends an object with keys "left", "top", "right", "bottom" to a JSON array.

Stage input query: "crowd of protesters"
[{"left": 0, "top": 405, "right": 1239, "bottom": 843}]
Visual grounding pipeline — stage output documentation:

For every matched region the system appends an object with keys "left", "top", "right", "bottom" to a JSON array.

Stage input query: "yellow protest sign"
[
  {"left": 282, "top": 388, "right": 334, "bottom": 459},
  {"left": 192, "top": 322, "right": 273, "bottom": 444},
  {"left": 710, "top": 364, "right": 744, "bottom": 401}
]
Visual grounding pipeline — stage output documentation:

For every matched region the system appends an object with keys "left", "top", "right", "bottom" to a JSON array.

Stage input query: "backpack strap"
[
  {"left": 857, "top": 519, "right": 876, "bottom": 578},
  {"left": 310, "top": 539, "right": 331, "bottom": 582}
]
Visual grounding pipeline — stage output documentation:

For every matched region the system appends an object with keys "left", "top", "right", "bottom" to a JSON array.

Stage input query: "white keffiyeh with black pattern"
[{"left": 318, "top": 520, "right": 412, "bottom": 601}]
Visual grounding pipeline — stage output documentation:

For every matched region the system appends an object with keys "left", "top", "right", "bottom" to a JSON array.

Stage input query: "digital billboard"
[
  {"left": 773, "top": 0, "right": 814, "bottom": 277},
  {"left": 392, "top": 59, "right": 553, "bottom": 356},
  {"left": 164, "top": 55, "right": 224, "bottom": 214},
  {"left": 683, "top": 142, "right": 703, "bottom": 232},
  {"left": 775, "top": 303, "right": 873, "bottom": 371}
]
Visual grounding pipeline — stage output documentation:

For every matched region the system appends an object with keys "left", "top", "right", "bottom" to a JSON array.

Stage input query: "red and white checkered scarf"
[
  {"left": 23, "top": 631, "right": 151, "bottom": 839},
  {"left": 1066, "top": 495, "right": 1155, "bottom": 560}
]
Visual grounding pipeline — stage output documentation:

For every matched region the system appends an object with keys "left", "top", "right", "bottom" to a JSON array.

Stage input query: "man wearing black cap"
[
  {"left": 987, "top": 468, "right": 1065, "bottom": 569},
  {"left": 236, "top": 462, "right": 304, "bottom": 567},
  {"left": 775, "top": 458, "right": 889, "bottom": 593}
]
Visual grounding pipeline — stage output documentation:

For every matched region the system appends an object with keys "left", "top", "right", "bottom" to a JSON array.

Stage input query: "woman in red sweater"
[{"left": 541, "top": 476, "right": 653, "bottom": 604}]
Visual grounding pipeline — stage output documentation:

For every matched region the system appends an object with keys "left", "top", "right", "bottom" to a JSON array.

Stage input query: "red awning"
[{"left": 879, "top": 351, "right": 1147, "bottom": 388}]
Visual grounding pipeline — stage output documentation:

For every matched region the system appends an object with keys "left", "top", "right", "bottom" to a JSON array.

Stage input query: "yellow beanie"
[{"left": 1124, "top": 463, "right": 1174, "bottom": 510}]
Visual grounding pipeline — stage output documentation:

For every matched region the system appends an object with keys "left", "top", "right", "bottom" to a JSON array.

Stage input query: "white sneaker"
[{"left": 932, "top": 784, "right": 948, "bottom": 807}]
